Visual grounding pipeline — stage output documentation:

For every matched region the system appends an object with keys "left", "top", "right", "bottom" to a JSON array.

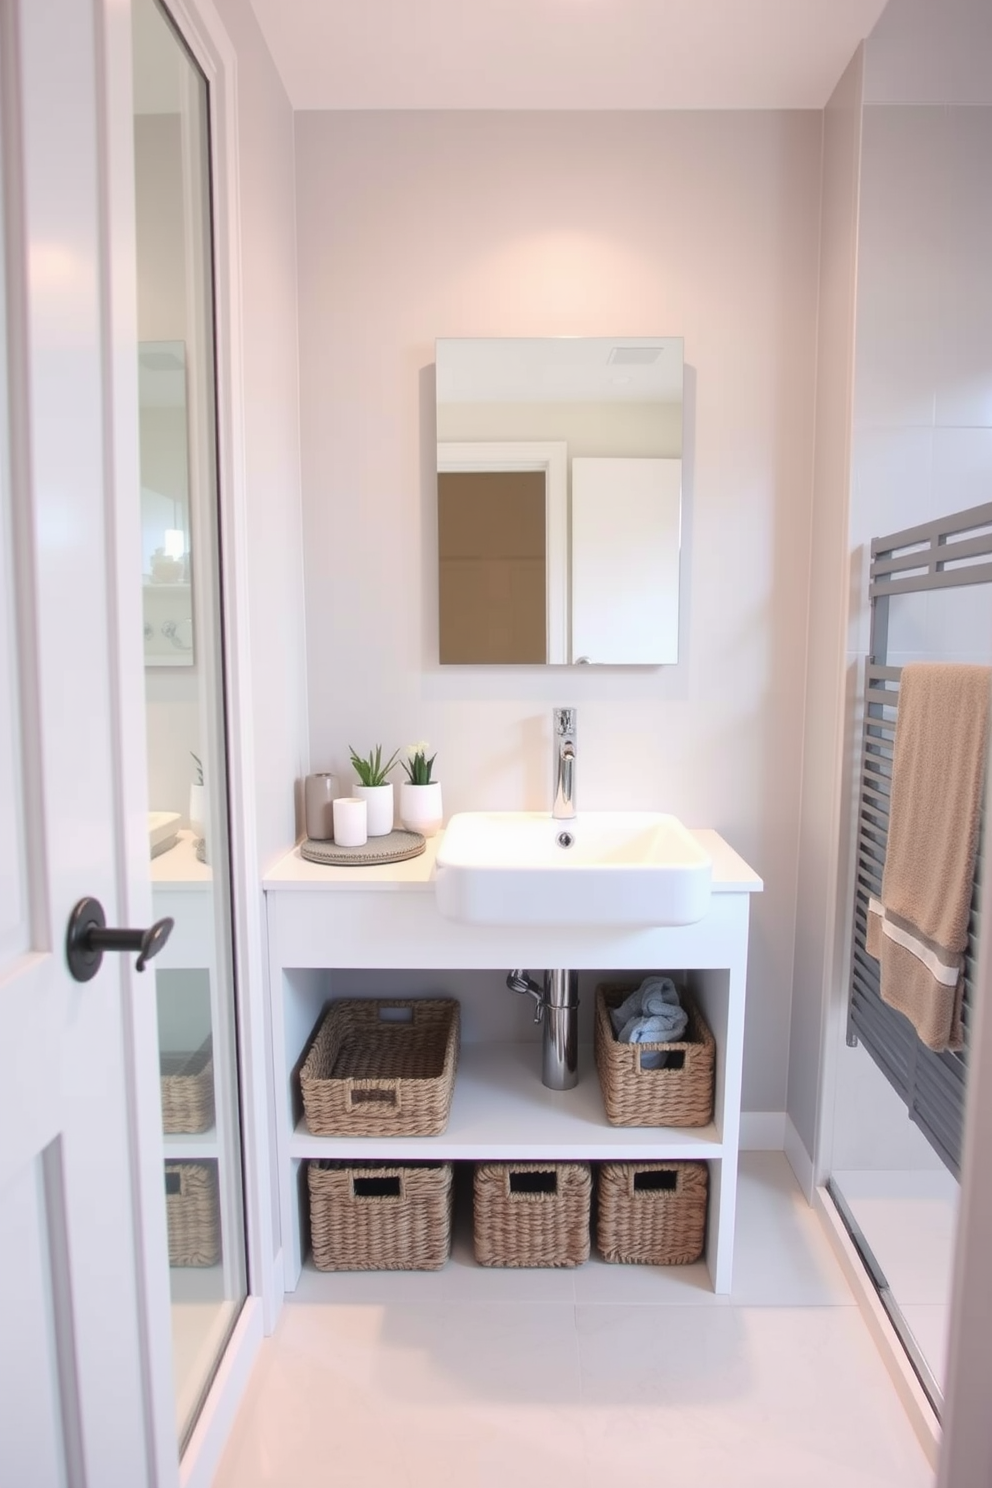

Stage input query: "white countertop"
[
  {"left": 151, "top": 828, "right": 213, "bottom": 889},
  {"left": 263, "top": 827, "right": 762, "bottom": 894}
]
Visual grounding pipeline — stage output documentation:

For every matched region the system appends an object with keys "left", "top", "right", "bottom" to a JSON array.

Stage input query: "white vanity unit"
[{"left": 263, "top": 829, "right": 761, "bottom": 1295}]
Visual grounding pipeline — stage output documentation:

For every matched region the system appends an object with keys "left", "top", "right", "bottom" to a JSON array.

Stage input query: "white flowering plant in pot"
[{"left": 399, "top": 741, "right": 443, "bottom": 837}]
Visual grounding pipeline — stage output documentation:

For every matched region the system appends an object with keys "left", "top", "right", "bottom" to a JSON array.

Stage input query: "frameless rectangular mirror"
[
  {"left": 140, "top": 339, "right": 194, "bottom": 666},
  {"left": 436, "top": 336, "right": 683, "bottom": 666}
]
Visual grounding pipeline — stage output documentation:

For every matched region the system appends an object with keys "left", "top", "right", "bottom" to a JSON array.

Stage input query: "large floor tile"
[
  {"left": 213, "top": 1303, "right": 588, "bottom": 1487},
  {"left": 573, "top": 1250, "right": 728, "bottom": 1306},
  {"left": 832, "top": 1168, "right": 959, "bottom": 1307},
  {"left": 574, "top": 1305, "right": 933, "bottom": 1488},
  {"left": 212, "top": 1155, "right": 933, "bottom": 1488},
  {"left": 731, "top": 1153, "right": 855, "bottom": 1305}
]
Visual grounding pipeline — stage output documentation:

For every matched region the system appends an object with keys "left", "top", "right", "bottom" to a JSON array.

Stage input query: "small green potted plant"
[
  {"left": 399, "top": 742, "right": 443, "bottom": 838},
  {"left": 348, "top": 743, "right": 400, "bottom": 837},
  {"left": 189, "top": 751, "right": 206, "bottom": 840}
]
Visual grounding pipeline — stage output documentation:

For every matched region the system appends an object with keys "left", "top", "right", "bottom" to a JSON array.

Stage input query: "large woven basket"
[
  {"left": 597, "top": 1161, "right": 708, "bottom": 1265},
  {"left": 165, "top": 1162, "right": 220, "bottom": 1267},
  {"left": 300, "top": 998, "right": 460, "bottom": 1138},
  {"left": 473, "top": 1162, "right": 591, "bottom": 1268},
  {"left": 594, "top": 983, "right": 715, "bottom": 1128},
  {"left": 308, "top": 1161, "right": 453, "bottom": 1271},
  {"left": 160, "top": 1039, "right": 214, "bottom": 1134}
]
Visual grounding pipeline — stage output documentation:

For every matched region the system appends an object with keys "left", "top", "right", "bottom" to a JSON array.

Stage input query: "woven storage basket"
[
  {"left": 160, "top": 1039, "right": 214, "bottom": 1134},
  {"left": 597, "top": 1161, "right": 708, "bottom": 1265},
  {"left": 594, "top": 983, "right": 715, "bottom": 1128},
  {"left": 473, "top": 1162, "right": 592, "bottom": 1268},
  {"left": 299, "top": 998, "right": 459, "bottom": 1138},
  {"left": 308, "top": 1161, "right": 453, "bottom": 1271},
  {"left": 165, "top": 1162, "right": 220, "bottom": 1267}
]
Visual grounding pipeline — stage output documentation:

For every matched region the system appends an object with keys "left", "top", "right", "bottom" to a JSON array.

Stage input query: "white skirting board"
[
  {"left": 785, "top": 1114, "right": 815, "bottom": 1201},
  {"left": 739, "top": 1111, "right": 787, "bottom": 1150}
]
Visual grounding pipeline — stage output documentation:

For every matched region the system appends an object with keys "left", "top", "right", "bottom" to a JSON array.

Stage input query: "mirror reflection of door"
[
  {"left": 133, "top": 0, "right": 247, "bottom": 1451},
  {"left": 438, "top": 470, "right": 547, "bottom": 663}
]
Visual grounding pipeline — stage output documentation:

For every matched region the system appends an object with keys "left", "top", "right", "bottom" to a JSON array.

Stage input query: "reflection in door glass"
[{"left": 132, "top": 0, "right": 247, "bottom": 1451}]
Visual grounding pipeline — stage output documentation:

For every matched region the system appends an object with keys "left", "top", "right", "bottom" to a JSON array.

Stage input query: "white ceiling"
[
  {"left": 437, "top": 338, "right": 684, "bottom": 405},
  {"left": 247, "top": 0, "right": 890, "bottom": 112}
]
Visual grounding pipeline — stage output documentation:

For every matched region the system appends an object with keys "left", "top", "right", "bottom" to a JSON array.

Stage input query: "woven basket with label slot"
[
  {"left": 308, "top": 1161, "right": 454, "bottom": 1271},
  {"left": 594, "top": 983, "right": 715, "bottom": 1127},
  {"left": 473, "top": 1162, "right": 592, "bottom": 1268},
  {"left": 160, "top": 1038, "right": 214, "bottom": 1134},
  {"left": 299, "top": 998, "right": 459, "bottom": 1138},
  {"left": 165, "top": 1162, "right": 220, "bottom": 1267},
  {"left": 597, "top": 1161, "right": 708, "bottom": 1265}
]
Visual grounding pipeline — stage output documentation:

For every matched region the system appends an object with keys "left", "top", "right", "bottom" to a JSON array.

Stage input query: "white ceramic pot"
[
  {"left": 399, "top": 781, "right": 443, "bottom": 838},
  {"left": 353, "top": 782, "right": 394, "bottom": 837},
  {"left": 188, "top": 781, "right": 207, "bottom": 839}
]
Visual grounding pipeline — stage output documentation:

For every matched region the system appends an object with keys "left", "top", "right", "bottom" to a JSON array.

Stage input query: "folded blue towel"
[{"left": 610, "top": 976, "right": 687, "bottom": 1069}]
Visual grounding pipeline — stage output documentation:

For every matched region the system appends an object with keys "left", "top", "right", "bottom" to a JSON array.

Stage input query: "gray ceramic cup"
[{"left": 304, "top": 772, "right": 338, "bottom": 840}]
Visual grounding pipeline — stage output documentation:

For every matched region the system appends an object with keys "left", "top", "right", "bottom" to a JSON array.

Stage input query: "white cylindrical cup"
[{"left": 332, "top": 796, "right": 367, "bottom": 848}]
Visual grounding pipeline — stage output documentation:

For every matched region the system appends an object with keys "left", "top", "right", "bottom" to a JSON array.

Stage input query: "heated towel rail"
[{"left": 848, "top": 500, "right": 992, "bottom": 1177}]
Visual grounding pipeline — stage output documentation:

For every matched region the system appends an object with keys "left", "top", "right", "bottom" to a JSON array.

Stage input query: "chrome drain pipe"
[{"left": 507, "top": 968, "right": 580, "bottom": 1091}]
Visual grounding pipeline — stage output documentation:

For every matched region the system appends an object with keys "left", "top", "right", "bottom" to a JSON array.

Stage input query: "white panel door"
[
  {"left": 571, "top": 456, "right": 682, "bottom": 665},
  {"left": 0, "top": 2, "right": 158, "bottom": 1485}
]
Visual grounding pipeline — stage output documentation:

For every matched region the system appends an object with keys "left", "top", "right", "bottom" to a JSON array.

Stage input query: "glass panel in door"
[{"left": 132, "top": 0, "right": 247, "bottom": 1450}]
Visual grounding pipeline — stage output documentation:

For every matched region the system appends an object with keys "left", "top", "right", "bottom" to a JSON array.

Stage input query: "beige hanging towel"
[{"left": 867, "top": 662, "right": 990, "bottom": 1051}]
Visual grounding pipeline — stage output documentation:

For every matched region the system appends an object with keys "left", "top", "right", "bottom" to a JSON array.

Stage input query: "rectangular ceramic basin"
[{"left": 434, "top": 811, "right": 712, "bottom": 927}]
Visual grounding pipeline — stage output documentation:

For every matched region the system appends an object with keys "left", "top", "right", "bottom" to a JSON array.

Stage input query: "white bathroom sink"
[
  {"left": 434, "top": 811, "right": 712, "bottom": 927},
  {"left": 148, "top": 810, "right": 181, "bottom": 859}
]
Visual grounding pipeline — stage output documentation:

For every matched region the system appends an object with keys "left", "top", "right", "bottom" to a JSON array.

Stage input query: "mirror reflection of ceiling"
[
  {"left": 138, "top": 344, "right": 187, "bottom": 408},
  {"left": 132, "top": 0, "right": 183, "bottom": 115},
  {"left": 437, "top": 339, "right": 683, "bottom": 406}
]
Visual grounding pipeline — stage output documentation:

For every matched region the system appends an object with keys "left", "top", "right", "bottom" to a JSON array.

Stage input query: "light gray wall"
[
  {"left": 864, "top": 0, "right": 992, "bottom": 106},
  {"left": 294, "top": 109, "right": 822, "bottom": 1116},
  {"left": 787, "top": 0, "right": 992, "bottom": 1181},
  {"left": 827, "top": 95, "right": 992, "bottom": 1174},
  {"left": 213, "top": 0, "right": 309, "bottom": 870},
  {"left": 786, "top": 49, "right": 864, "bottom": 1175}
]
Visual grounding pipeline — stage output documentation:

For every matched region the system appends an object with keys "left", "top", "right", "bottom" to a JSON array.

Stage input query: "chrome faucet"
[{"left": 552, "top": 707, "right": 577, "bottom": 819}]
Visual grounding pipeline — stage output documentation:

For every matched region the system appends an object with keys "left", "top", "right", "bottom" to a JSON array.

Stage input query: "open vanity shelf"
[
  {"left": 264, "top": 831, "right": 761, "bottom": 1296},
  {"left": 163, "top": 1127, "right": 220, "bottom": 1159},
  {"left": 289, "top": 1042, "right": 722, "bottom": 1162},
  {"left": 152, "top": 829, "right": 240, "bottom": 1293}
]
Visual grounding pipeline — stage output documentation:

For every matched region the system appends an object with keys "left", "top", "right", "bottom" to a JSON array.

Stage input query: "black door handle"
[{"left": 65, "top": 896, "right": 174, "bottom": 983}]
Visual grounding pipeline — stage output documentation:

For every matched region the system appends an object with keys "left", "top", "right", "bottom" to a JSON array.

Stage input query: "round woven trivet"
[{"left": 300, "top": 829, "right": 426, "bottom": 867}]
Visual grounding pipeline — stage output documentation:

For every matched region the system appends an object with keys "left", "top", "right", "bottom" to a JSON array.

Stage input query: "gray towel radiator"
[{"left": 848, "top": 500, "right": 992, "bottom": 1177}]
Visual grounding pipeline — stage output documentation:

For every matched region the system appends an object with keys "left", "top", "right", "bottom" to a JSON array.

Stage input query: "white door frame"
[{"left": 103, "top": 0, "right": 278, "bottom": 1482}]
